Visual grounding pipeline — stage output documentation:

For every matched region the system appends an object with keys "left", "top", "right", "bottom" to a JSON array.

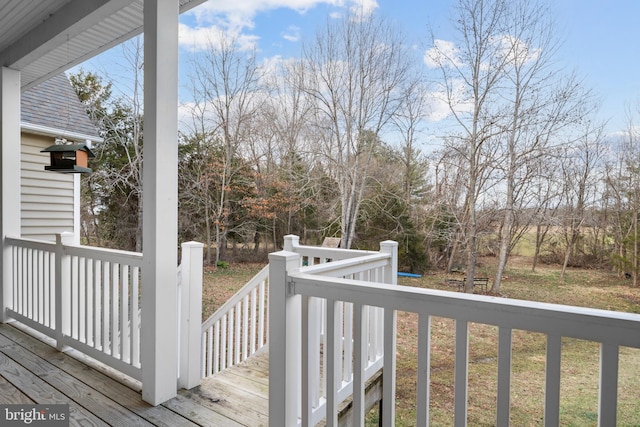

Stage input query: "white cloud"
[
  {"left": 190, "top": 0, "right": 337, "bottom": 20},
  {"left": 349, "top": 0, "right": 378, "bottom": 17},
  {"left": 182, "top": 0, "right": 374, "bottom": 51},
  {"left": 494, "top": 34, "right": 541, "bottom": 67},
  {"left": 424, "top": 39, "right": 463, "bottom": 69},
  {"left": 179, "top": 23, "right": 260, "bottom": 52},
  {"left": 425, "top": 79, "right": 474, "bottom": 122},
  {"left": 282, "top": 25, "right": 301, "bottom": 42}
]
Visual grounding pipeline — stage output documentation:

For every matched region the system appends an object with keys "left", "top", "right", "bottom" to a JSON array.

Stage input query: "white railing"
[
  {"left": 6, "top": 233, "right": 143, "bottom": 379},
  {"left": 200, "top": 235, "right": 394, "bottom": 381},
  {"left": 269, "top": 238, "right": 398, "bottom": 427},
  {"left": 269, "top": 249, "right": 640, "bottom": 427},
  {"left": 201, "top": 265, "right": 269, "bottom": 377},
  {"left": 5, "top": 234, "right": 203, "bottom": 389}
]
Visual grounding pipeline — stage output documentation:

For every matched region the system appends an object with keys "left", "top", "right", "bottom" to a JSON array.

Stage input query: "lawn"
[{"left": 201, "top": 256, "right": 640, "bottom": 426}]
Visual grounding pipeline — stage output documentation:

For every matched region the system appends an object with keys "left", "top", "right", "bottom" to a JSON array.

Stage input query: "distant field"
[{"left": 202, "top": 256, "right": 640, "bottom": 426}]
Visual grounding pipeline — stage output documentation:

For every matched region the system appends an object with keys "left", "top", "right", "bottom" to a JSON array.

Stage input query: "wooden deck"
[
  {"left": 0, "top": 322, "right": 267, "bottom": 426},
  {"left": 0, "top": 322, "right": 382, "bottom": 426}
]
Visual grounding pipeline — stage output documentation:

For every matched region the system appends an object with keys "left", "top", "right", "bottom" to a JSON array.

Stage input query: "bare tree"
[
  {"left": 558, "top": 123, "right": 606, "bottom": 280},
  {"left": 528, "top": 154, "right": 564, "bottom": 271},
  {"left": 605, "top": 105, "right": 640, "bottom": 285},
  {"left": 490, "top": 0, "right": 594, "bottom": 292},
  {"left": 186, "top": 30, "right": 263, "bottom": 263},
  {"left": 261, "top": 58, "right": 317, "bottom": 241},
  {"left": 393, "top": 77, "right": 430, "bottom": 207},
  {"left": 427, "top": 0, "right": 512, "bottom": 292},
  {"left": 302, "top": 12, "right": 412, "bottom": 248}
]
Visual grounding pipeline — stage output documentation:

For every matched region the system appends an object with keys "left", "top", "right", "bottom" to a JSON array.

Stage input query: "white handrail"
[
  {"left": 284, "top": 234, "right": 377, "bottom": 263},
  {"left": 269, "top": 240, "right": 398, "bottom": 427},
  {"left": 271, "top": 254, "right": 640, "bottom": 426}
]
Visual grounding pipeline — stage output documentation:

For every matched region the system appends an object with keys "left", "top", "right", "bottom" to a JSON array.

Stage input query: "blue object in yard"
[{"left": 397, "top": 272, "right": 422, "bottom": 278}]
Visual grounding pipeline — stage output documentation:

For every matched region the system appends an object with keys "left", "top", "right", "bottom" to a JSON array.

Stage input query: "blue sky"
[{"left": 82, "top": 0, "right": 640, "bottom": 137}]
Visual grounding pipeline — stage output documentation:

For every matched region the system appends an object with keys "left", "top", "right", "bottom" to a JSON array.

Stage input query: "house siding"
[{"left": 20, "top": 132, "right": 75, "bottom": 241}]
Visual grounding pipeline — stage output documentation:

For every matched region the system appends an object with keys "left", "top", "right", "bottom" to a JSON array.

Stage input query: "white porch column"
[
  {"left": 141, "top": 0, "right": 180, "bottom": 405},
  {"left": 0, "top": 67, "right": 21, "bottom": 323}
]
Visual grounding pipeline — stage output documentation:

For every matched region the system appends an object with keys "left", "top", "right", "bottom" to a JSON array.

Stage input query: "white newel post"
[
  {"left": 269, "top": 250, "right": 301, "bottom": 427},
  {"left": 380, "top": 240, "right": 398, "bottom": 285},
  {"left": 380, "top": 240, "right": 398, "bottom": 425},
  {"left": 0, "top": 67, "right": 21, "bottom": 323},
  {"left": 55, "top": 232, "right": 74, "bottom": 351},
  {"left": 141, "top": 0, "right": 180, "bottom": 406},
  {"left": 283, "top": 234, "right": 300, "bottom": 252},
  {"left": 178, "top": 241, "right": 204, "bottom": 389}
]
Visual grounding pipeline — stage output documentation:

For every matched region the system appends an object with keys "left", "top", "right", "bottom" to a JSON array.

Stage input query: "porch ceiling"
[{"left": 0, "top": 0, "right": 205, "bottom": 91}]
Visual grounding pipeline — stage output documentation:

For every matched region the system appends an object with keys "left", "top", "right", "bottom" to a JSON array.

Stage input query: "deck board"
[
  {"left": 0, "top": 322, "right": 382, "bottom": 426},
  {"left": 0, "top": 323, "right": 199, "bottom": 427},
  {"left": 0, "top": 323, "right": 263, "bottom": 427},
  {"left": 193, "top": 350, "right": 270, "bottom": 427},
  {"left": 0, "top": 343, "right": 155, "bottom": 426},
  {"left": 0, "top": 352, "right": 110, "bottom": 426},
  {"left": 0, "top": 376, "right": 34, "bottom": 404}
]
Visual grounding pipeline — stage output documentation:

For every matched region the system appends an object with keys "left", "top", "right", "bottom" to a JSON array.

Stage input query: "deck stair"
[
  {"left": 195, "top": 344, "right": 384, "bottom": 426},
  {"left": 200, "top": 235, "right": 395, "bottom": 425}
]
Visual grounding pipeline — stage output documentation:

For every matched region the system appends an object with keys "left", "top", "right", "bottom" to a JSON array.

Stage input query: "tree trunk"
[
  {"left": 447, "top": 240, "right": 460, "bottom": 273},
  {"left": 465, "top": 231, "right": 477, "bottom": 293},
  {"left": 494, "top": 168, "right": 515, "bottom": 292},
  {"left": 136, "top": 194, "right": 143, "bottom": 253},
  {"left": 493, "top": 208, "right": 512, "bottom": 293},
  {"left": 532, "top": 224, "right": 542, "bottom": 272},
  {"left": 560, "top": 244, "right": 571, "bottom": 281},
  {"left": 465, "top": 193, "right": 477, "bottom": 293},
  {"left": 634, "top": 208, "right": 638, "bottom": 287},
  {"left": 205, "top": 213, "right": 212, "bottom": 265}
]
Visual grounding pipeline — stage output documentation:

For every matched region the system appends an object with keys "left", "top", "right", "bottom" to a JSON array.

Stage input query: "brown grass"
[{"left": 201, "top": 263, "right": 264, "bottom": 322}]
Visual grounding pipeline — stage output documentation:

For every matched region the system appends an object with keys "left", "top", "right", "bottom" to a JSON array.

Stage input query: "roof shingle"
[{"left": 21, "top": 73, "right": 100, "bottom": 140}]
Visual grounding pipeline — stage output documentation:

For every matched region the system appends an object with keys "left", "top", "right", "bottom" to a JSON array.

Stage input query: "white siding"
[{"left": 20, "top": 132, "right": 75, "bottom": 241}]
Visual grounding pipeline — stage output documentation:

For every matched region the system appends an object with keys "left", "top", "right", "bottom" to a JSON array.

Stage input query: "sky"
[{"left": 80, "top": 0, "right": 640, "bottom": 138}]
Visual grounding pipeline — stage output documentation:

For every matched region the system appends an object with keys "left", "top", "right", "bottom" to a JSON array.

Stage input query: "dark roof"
[
  {"left": 41, "top": 143, "right": 95, "bottom": 158},
  {"left": 21, "top": 73, "right": 100, "bottom": 140}
]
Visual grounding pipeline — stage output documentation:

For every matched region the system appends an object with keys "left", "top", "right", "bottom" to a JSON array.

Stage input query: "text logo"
[{"left": 0, "top": 405, "right": 69, "bottom": 426}]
